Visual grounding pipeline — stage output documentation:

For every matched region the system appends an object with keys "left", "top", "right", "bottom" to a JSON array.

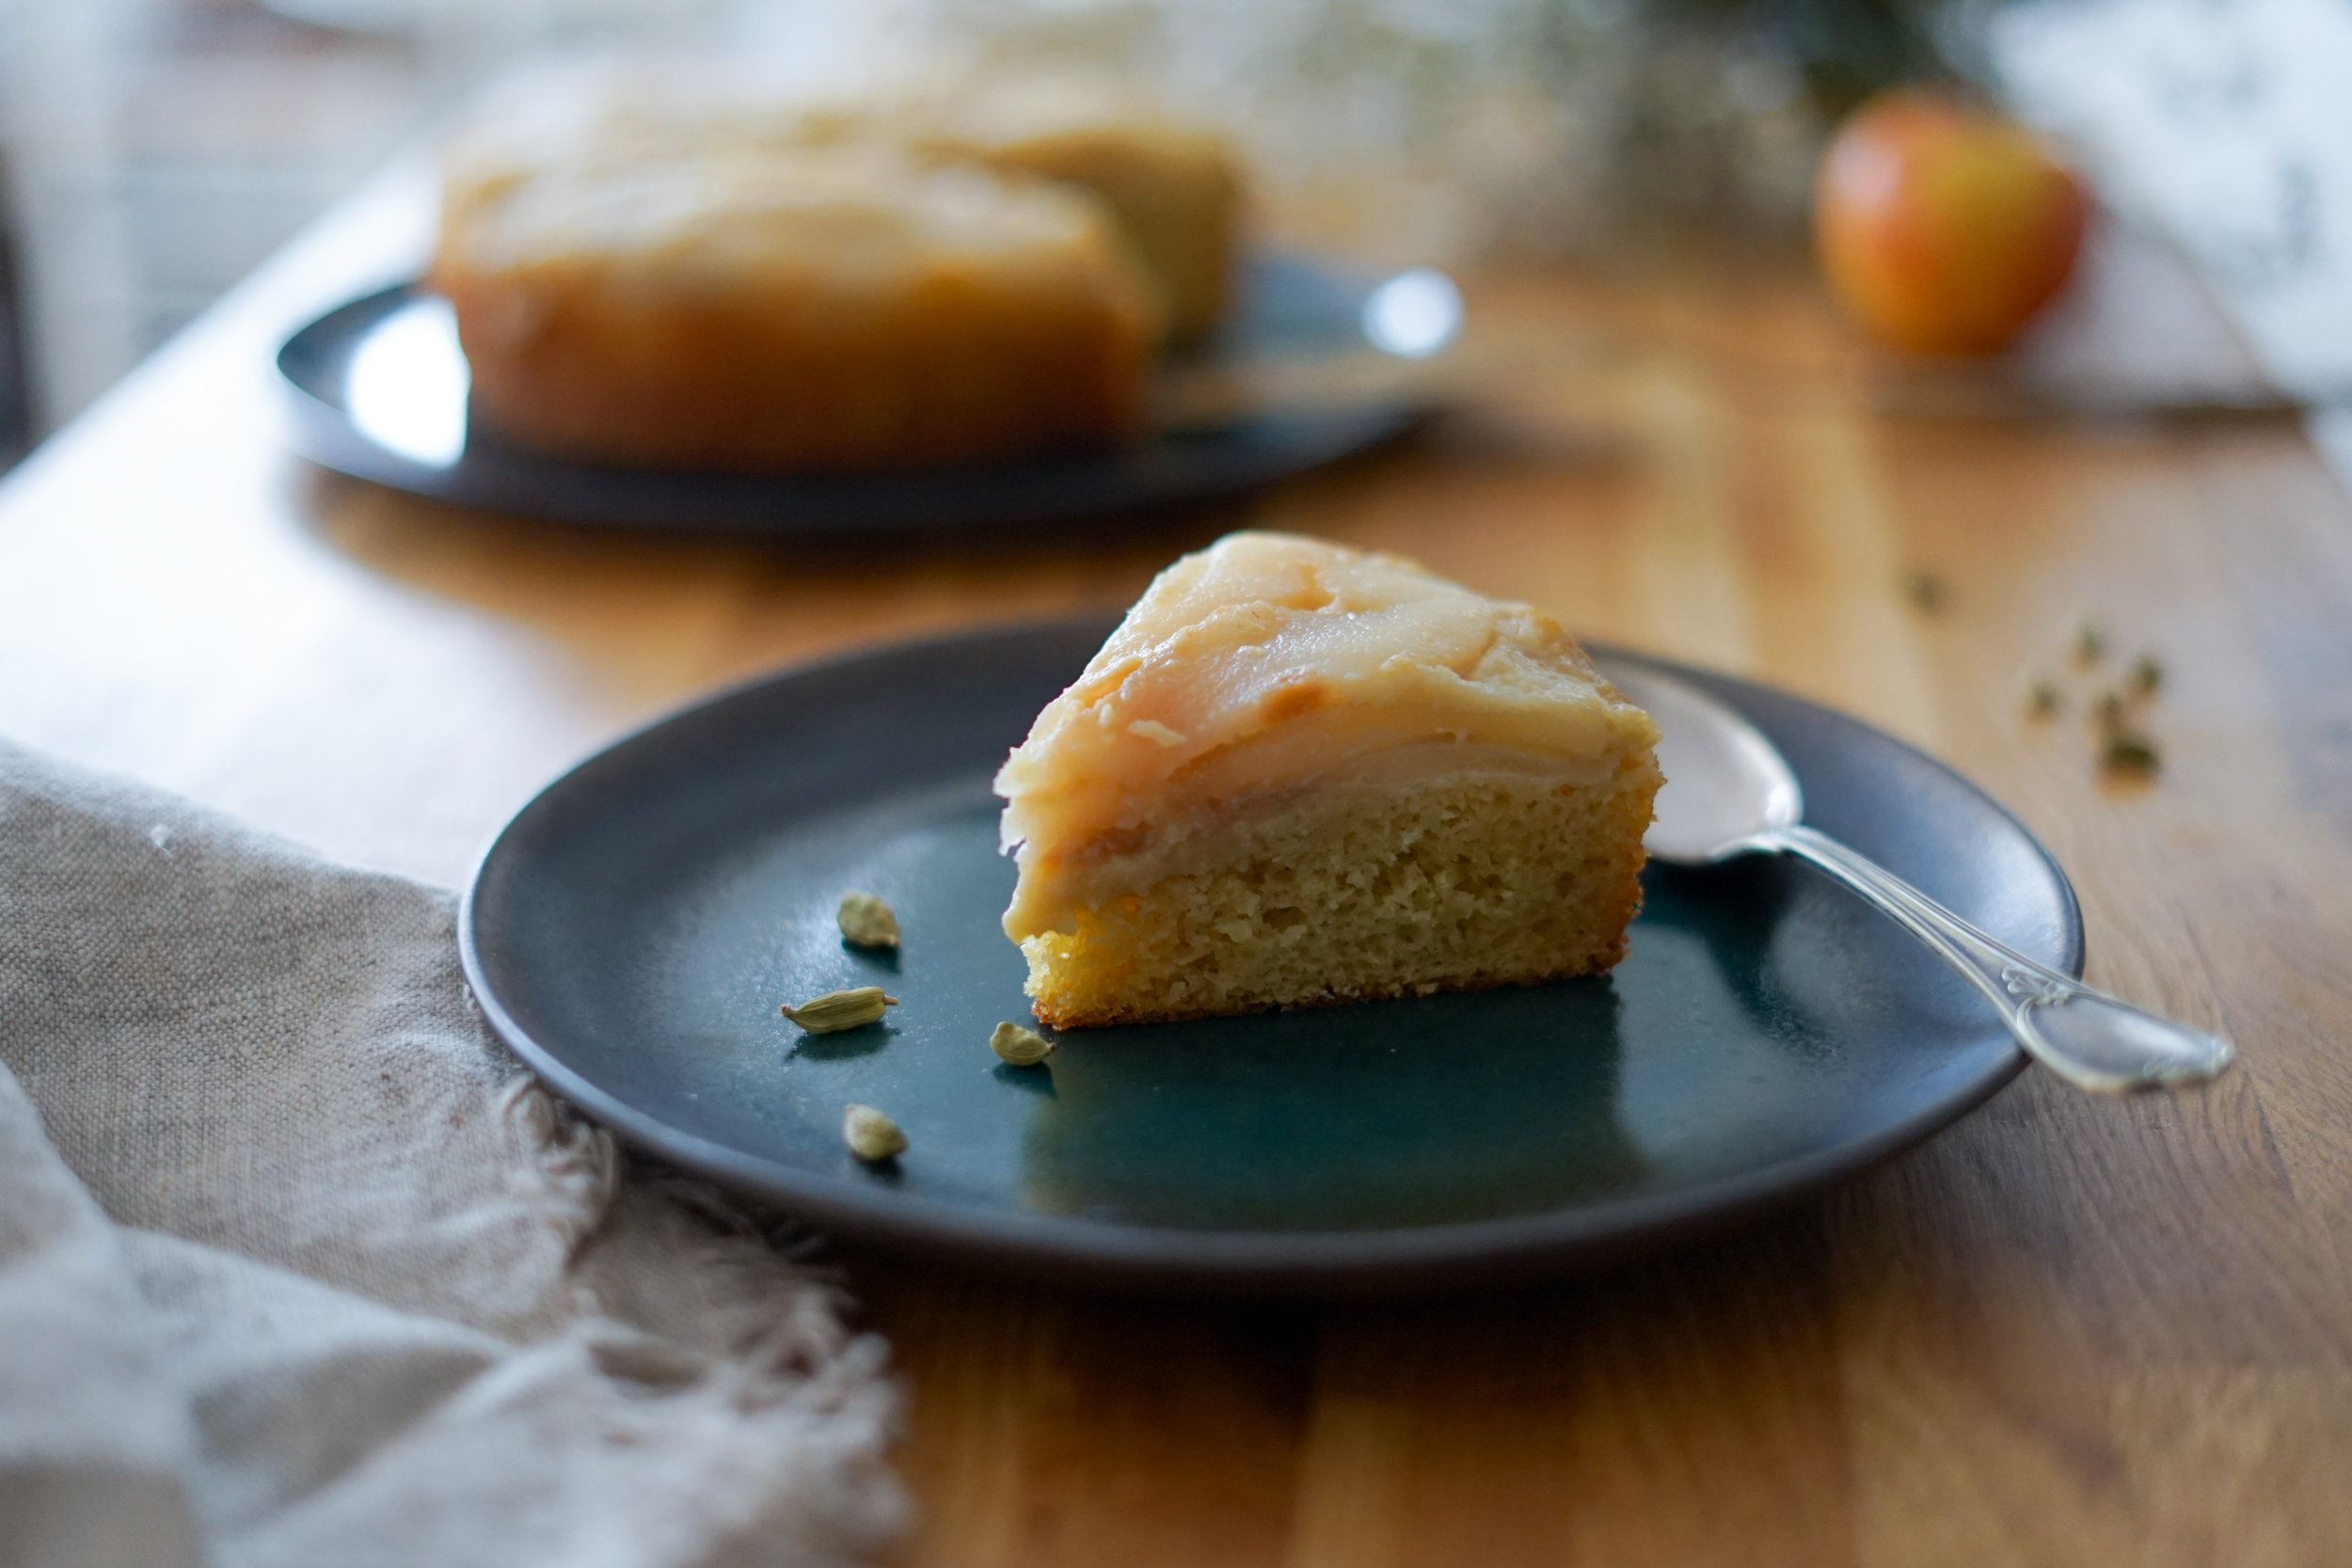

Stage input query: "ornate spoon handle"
[{"left": 1758, "top": 824, "right": 2233, "bottom": 1093}]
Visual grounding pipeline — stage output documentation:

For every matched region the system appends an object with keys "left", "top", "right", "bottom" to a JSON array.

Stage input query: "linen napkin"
[{"left": 0, "top": 739, "right": 906, "bottom": 1568}]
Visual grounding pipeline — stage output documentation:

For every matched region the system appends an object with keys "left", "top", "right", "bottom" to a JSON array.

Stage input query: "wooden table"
[{"left": 4, "top": 166, "right": 2348, "bottom": 1566}]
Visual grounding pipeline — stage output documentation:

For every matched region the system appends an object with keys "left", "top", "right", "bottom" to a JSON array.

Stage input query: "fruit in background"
[{"left": 1814, "top": 89, "right": 2090, "bottom": 356}]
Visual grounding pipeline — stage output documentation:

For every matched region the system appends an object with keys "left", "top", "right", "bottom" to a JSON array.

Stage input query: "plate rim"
[{"left": 457, "top": 617, "right": 2077, "bottom": 1295}]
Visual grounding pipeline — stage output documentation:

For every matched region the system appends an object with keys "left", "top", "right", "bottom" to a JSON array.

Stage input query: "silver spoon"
[{"left": 1600, "top": 660, "right": 2233, "bottom": 1094}]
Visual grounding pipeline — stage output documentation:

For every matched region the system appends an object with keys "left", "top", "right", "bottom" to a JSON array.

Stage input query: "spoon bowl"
[{"left": 1604, "top": 664, "right": 1804, "bottom": 862}]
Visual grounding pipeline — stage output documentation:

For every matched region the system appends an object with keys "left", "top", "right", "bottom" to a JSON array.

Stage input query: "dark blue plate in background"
[
  {"left": 458, "top": 619, "right": 2077, "bottom": 1294},
  {"left": 277, "top": 258, "right": 1429, "bottom": 535}
]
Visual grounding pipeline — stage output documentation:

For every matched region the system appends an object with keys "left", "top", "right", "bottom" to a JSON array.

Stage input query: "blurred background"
[{"left": 0, "top": 0, "right": 2345, "bottom": 471}]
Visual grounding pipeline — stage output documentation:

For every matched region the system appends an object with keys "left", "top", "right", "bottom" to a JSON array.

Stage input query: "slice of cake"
[{"left": 994, "top": 531, "right": 1663, "bottom": 1026}]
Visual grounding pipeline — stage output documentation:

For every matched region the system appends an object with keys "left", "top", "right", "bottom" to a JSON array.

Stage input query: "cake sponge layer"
[{"left": 1021, "top": 766, "right": 1659, "bottom": 1028}]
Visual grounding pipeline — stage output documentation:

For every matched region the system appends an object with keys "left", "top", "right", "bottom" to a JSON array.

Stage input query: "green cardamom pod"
[
  {"left": 989, "top": 1021, "right": 1056, "bottom": 1067},
  {"left": 781, "top": 987, "right": 898, "bottom": 1033},
  {"left": 842, "top": 1103, "right": 907, "bottom": 1162},
  {"left": 835, "top": 892, "right": 900, "bottom": 949}
]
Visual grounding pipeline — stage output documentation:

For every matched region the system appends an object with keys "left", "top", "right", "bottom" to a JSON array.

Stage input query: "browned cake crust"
[
  {"left": 435, "top": 237, "right": 1157, "bottom": 472},
  {"left": 432, "top": 123, "right": 1166, "bottom": 474}
]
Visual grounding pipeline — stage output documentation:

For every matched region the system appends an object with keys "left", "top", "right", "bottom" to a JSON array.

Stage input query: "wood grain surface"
[{"left": 2, "top": 167, "right": 2347, "bottom": 1566}]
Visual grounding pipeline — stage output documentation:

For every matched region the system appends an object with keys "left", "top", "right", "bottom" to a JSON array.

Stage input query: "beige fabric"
[{"left": 0, "top": 740, "right": 906, "bottom": 1568}]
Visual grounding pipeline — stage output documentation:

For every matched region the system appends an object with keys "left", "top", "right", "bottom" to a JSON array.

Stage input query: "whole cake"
[
  {"left": 995, "top": 531, "right": 1663, "bottom": 1026},
  {"left": 431, "top": 66, "right": 1241, "bottom": 472},
  {"left": 435, "top": 137, "right": 1162, "bottom": 472}
]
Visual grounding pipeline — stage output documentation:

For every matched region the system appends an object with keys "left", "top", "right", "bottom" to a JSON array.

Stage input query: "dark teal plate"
[
  {"left": 459, "top": 619, "right": 2079, "bottom": 1294},
  {"left": 276, "top": 257, "right": 1421, "bottom": 536}
]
